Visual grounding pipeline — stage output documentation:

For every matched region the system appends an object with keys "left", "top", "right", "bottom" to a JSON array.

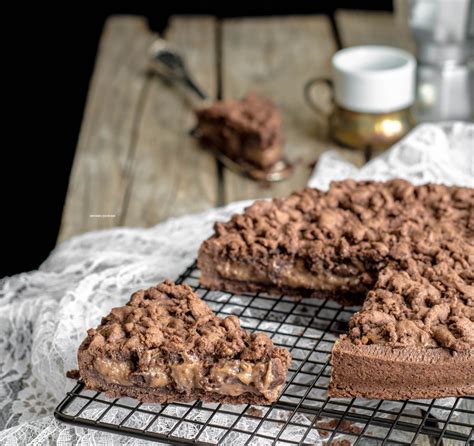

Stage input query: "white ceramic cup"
[{"left": 331, "top": 45, "right": 416, "bottom": 113}]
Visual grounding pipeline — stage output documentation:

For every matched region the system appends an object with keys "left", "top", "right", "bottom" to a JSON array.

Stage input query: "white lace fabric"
[{"left": 0, "top": 122, "right": 472, "bottom": 445}]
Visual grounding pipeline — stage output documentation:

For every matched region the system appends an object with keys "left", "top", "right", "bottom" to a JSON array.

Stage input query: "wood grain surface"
[
  {"left": 335, "top": 9, "right": 415, "bottom": 53},
  {"left": 59, "top": 12, "right": 410, "bottom": 242},
  {"left": 122, "top": 16, "right": 218, "bottom": 227},
  {"left": 59, "top": 16, "right": 219, "bottom": 242},
  {"left": 59, "top": 17, "right": 155, "bottom": 242}
]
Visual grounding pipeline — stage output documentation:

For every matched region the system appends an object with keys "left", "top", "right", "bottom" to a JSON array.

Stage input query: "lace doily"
[
  {"left": 0, "top": 122, "right": 472, "bottom": 445},
  {"left": 308, "top": 122, "right": 473, "bottom": 190}
]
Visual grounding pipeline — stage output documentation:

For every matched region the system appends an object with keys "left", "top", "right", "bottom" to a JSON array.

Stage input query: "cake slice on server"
[
  {"left": 194, "top": 92, "right": 284, "bottom": 171},
  {"left": 76, "top": 280, "right": 291, "bottom": 404},
  {"left": 198, "top": 179, "right": 474, "bottom": 400}
]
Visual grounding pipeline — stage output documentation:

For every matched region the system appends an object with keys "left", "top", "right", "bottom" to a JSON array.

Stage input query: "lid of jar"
[{"left": 332, "top": 46, "right": 417, "bottom": 114}]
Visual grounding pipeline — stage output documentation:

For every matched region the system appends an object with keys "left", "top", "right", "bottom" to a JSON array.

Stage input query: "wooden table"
[{"left": 58, "top": 8, "right": 413, "bottom": 243}]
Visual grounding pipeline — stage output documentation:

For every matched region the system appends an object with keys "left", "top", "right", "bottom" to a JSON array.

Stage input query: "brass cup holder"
[{"left": 304, "top": 77, "right": 415, "bottom": 154}]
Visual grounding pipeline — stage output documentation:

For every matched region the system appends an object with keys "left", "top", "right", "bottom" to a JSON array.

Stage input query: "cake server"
[{"left": 148, "top": 38, "right": 208, "bottom": 100}]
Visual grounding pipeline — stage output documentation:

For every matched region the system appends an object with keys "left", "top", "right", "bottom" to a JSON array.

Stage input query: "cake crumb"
[{"left": 66, "top": 369, "right": 80, "bottom": 379}]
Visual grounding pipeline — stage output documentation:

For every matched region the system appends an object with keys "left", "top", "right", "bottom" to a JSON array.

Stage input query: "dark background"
[{"left": 3, "top": 1, "right": 393, "bottom": 277}]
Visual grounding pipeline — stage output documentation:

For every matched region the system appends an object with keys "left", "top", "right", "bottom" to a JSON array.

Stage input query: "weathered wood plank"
[
  {"left": 58, "top": 16, "right": 155, "bottom": 243},
  {"left": 335, "top": 9, "right": 415, "bottom": 53},
  {"left": 122, "top": 16, "right": 218, "bottom": 227},
  {"left": 59, "top": 15, "right": 218, "bottom": 242},
  {"left": 220, "top": 16, "right": 363, "bottom": 204}
]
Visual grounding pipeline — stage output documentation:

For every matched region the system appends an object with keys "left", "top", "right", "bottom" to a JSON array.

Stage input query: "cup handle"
[{"left": 303, "top": 77, "right": 335, "bottom": 117}]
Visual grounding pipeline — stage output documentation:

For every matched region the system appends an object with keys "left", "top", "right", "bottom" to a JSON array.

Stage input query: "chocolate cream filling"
[{"left": 214, "top": 258, "right": 362, "bottom": 291}]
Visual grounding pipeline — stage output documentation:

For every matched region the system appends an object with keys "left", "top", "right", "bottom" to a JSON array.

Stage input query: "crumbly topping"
[
  {"left": 81, "top": 280, "right": 291, "bottom": 368},
  {"left": 199, "top": 179, "right": 474, "bottom": 352}
]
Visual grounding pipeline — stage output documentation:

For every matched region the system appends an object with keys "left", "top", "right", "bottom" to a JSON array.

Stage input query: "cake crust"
[{"left": 77, "top": 280, "right": 291, "bottom": 404}]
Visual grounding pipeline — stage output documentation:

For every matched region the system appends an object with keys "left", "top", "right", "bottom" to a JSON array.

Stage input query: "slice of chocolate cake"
[
  {"left": 194, "top": 92, "right": 283, "bottom": 171},
  {"left": 77, "top": 280, "right": 291, "bottom": 404},
  {"left": 198, "top": 179, "right": 474, "bottom": 400}
]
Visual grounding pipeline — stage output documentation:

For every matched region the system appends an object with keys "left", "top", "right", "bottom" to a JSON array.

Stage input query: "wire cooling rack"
[{"left": 55, "top": 262, "right": 474, "bottom": 445}]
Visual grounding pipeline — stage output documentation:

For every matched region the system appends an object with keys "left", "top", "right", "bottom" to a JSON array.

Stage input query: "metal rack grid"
[{"left": 55, "top": 262, "right": 474, "bottom": 445}]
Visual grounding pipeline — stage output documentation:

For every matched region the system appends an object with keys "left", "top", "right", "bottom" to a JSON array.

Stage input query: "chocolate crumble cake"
[
  {"left": 198, "top": 179, "right": 474, "bottom": 399},
  {"left": 194, "top": 92, "right": 283, "bottom": 170},
  {"left": 77, "top": 280, "right": 291, "bottom": 404}
]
